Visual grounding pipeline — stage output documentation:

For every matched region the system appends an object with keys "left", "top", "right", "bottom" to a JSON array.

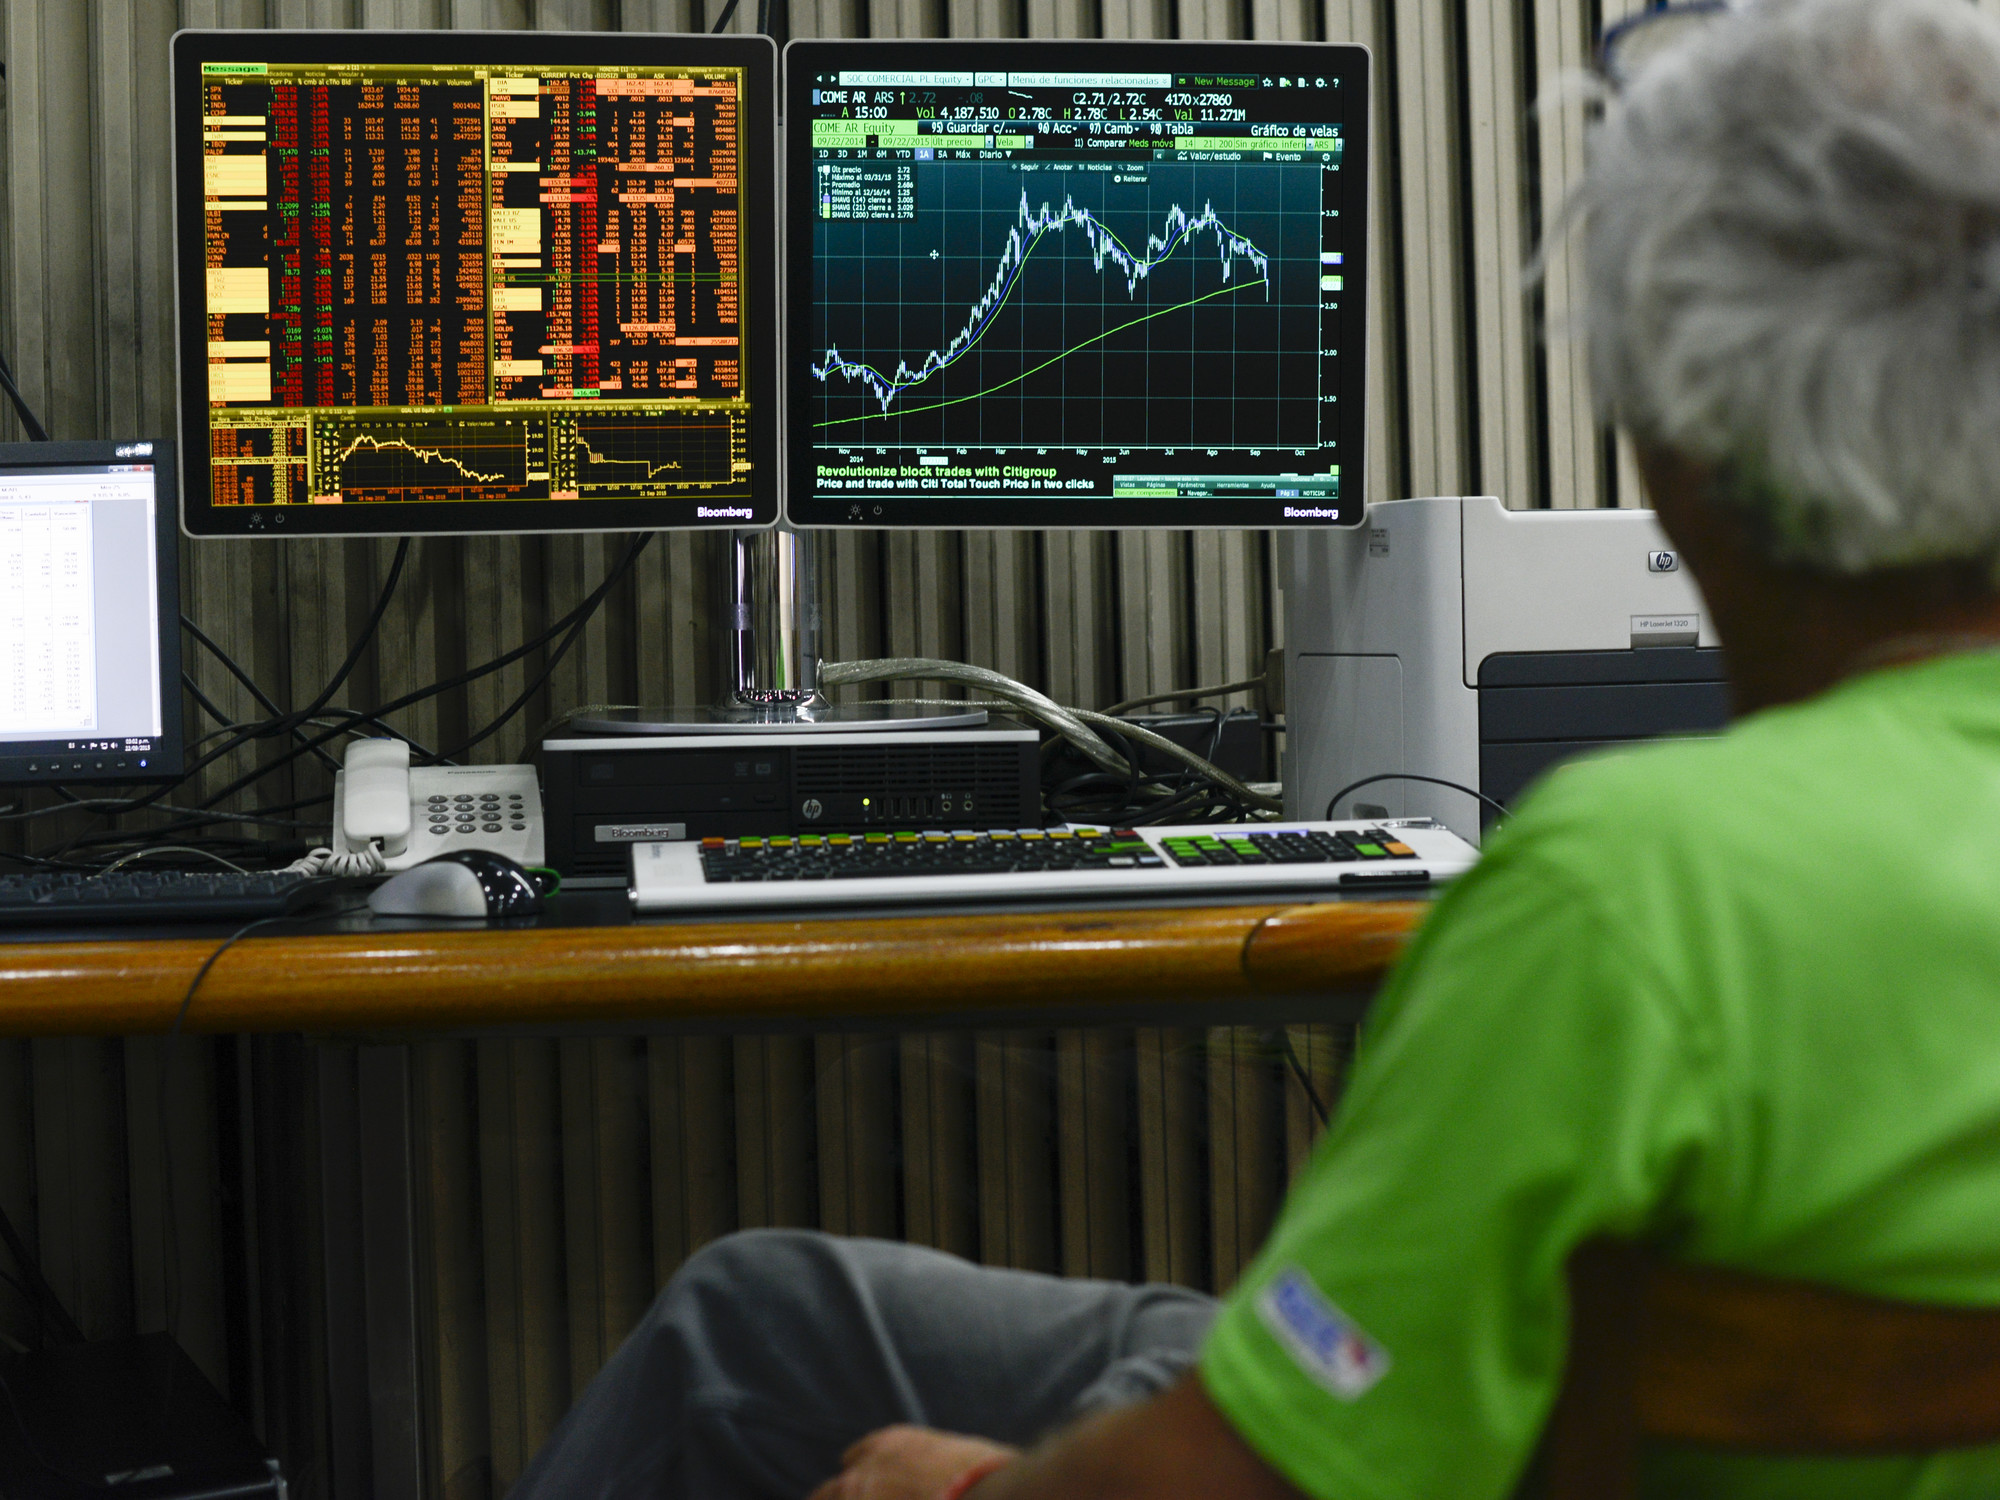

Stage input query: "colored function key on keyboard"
[{"left": 1159, "top": 829, "right": 1422, "bottom": 867}]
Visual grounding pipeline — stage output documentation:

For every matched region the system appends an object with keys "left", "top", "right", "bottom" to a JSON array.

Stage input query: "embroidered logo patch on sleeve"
[{"left": 1255, "top": 1267, "right": 1391, "bottom": 1399}]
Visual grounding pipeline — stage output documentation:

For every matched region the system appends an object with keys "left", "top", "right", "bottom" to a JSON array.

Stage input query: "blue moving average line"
[{"left": 813, "top": 188, "right": 1273, "bottom": 413}]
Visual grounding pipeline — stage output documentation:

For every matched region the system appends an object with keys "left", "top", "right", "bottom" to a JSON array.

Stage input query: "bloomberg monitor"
[
  {"left": 785, "top": 40, "right": 1369, "bottom": 530},
  {"left": 171, "top": 28, "right": 778, "bottom": 537},
  {"left": 0, "top": 441, "right": 184, "bottom": 787}
]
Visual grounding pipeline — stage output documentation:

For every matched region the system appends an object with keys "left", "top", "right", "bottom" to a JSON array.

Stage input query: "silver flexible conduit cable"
[
  {"left": 820, "top": 658, "right": 1127, "bottom": 774},
  {"left": 1067, "top": 707, "right": 1282, "bottom": 814},
  {"left": 818, "top": 659, "right": 1282, "bottom": 814}
]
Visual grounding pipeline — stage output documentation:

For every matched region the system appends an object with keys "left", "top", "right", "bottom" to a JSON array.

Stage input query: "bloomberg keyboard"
[
  {"left": 630, "top": 819, "right": 1481, "bottom": 914},
  {"left": 0, "top": 868, "right": 341, "bottom": 927}
]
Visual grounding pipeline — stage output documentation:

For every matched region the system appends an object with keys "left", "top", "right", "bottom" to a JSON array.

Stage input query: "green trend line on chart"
[
  {"left": 812, "top": 277, "right": 1267, "bottom": 429},
  {"left": 813, "top": 191, "right": 1272, "bottom": 411}
]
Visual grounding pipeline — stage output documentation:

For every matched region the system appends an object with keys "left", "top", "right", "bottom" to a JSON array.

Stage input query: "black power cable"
[
  {"left": 17, "top": 533, "right": 650, "bottom": 868},
  {"left": 75, "top": 552, "right": 410, "bottom": 818},
  {"left": 1042, "top": 706, "right": 1271, "bottom": 827},
  {"left": 430, "top": 538, "right": 639, "bottom": 761},
  {"left": 180, "top": 619, "right": 287, "bottom": 723},
  {"left": 282, "top": 537, "right": 411, "bottom": 735},
  {"left": 0, "top": 350, "right": 49, "bottom": 442},
  {"left": 436, "top": 532, "right": 657, "bottom": 761},
  {"left": 35, "top": 531, "right": 648, "bottom": 834},
  {"left": 1324, "top": 773, "right": 1511, "bottom": 826},
  {"left": 1272, "top": 1029, "right": 1331, "bottom": 1129},
  {"left": 158, "top": 915, "right": 287, "bottom": 1352},
  {"left": 0, "top": 1203, "right": 81, "bottom": 1346},
  {"left": 180, "top": 671, "right": 238, "bottom": 739},
  {"left": 0, "top": 1268, "right": 42, "bottom": 1353},
  {"left": 1103, "top": 674, "right": 1266, "bottom": 717},
  {"left": 192, "top": 530, "right": 654, "bottom": 808},
  {"left": 182, "top": 620, "right": 430, "bottom": 758}
]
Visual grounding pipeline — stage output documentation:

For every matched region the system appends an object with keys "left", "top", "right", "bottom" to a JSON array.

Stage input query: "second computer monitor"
[
  {"left": 785, "top": 40, "right": 1369, "bottom": 530},
  {"left": 0, "top": 441, "right": 184, "bottom": 788}
]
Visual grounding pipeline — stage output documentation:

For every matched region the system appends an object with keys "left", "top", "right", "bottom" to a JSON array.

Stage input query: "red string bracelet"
[{"left": 939, "top": 1455, "right": 1013, "bottom": 1500}]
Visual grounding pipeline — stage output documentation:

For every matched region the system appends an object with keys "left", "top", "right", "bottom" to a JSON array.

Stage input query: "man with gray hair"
[{"left": 513, "top": 1, "right": 2000, "bottom": 1495}]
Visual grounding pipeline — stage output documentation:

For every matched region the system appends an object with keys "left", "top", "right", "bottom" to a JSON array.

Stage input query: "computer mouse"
[{"left": 367, "top": 850, "right": 547, "bottom": 919}]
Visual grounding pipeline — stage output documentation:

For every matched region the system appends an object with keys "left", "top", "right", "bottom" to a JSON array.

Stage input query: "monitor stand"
[{"left": 567, "top": 528, "right": 987, "bottom": 736}]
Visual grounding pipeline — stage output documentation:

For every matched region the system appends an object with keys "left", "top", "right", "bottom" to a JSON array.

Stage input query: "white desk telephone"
[{"left": 329, "top": 739, "right": 545, "bottom": 874}]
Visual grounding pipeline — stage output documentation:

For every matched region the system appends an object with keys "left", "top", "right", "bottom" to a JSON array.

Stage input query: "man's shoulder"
[
  {"left": 1490, "top": 693, "right": 1870, "bottom": 877},
  {"left": 1499, "top": 731, "right": 1744, "bottom": 841}
]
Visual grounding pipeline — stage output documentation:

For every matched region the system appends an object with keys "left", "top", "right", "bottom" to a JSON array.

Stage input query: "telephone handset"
[
  {"left": 330, "top": 740, "right": 545, "bottom": 874},
  {"left": 341, "top": 739, "right": 415, "bottom": 854}
]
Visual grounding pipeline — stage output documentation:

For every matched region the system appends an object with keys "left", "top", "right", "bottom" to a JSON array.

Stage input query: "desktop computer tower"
[
  {"left": 541, "top": 723, "right": 1042, "bottom": 882},
  {"left": 1284, "top": 495, "right": 1730, "bottom": 840}
]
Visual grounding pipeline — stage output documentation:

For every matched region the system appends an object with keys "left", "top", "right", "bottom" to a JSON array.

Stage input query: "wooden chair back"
[{"left": 1518, "top": 1240, "right": 2000, "bottom": 1500}]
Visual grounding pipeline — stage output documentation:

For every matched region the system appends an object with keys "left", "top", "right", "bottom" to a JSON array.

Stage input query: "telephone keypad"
[{"left": 342, "top": 763, "right": 544, "bottom": 869}]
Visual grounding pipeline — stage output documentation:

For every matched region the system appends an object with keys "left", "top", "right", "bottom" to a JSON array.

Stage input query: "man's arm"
[
  {"left": 809, "top": 1376, "right": 1308, "bottom": 1500},
  {"left": 820, "top": 800, "right": 1710, "bottom": 1500}
]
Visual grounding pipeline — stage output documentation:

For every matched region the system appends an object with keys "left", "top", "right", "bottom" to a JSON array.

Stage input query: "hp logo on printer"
[{"left": 1648, "top": 550, "right": 1679, "bottom": 573}]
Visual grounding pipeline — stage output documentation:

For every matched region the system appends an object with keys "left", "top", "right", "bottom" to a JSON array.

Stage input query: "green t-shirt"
[{"left": 1201, "top": 649, "right": 2000, "bottom": 1500}]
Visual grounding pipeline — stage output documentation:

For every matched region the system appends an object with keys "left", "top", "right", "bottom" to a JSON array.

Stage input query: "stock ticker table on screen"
[{"left": 173, "top": 31, "right": 779, "bottom": 535}]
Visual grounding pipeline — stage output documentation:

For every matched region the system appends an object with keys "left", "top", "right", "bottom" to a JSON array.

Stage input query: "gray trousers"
[{"left": 508, "top": 1228, "right": 1219, "bottom": 1500}]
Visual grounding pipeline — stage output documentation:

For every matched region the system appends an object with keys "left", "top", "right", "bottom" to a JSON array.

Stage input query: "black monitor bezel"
[
  {"left": 782, "top": 37, "right": 1371, "bottom": 531},
  {"left": 0, "top": 440, "right": 186, "bottom": 789},
  {"left": 171, "top": 27, "right": 781, "bottom": 538}
]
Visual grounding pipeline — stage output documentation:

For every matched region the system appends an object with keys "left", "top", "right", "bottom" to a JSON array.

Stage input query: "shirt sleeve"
[{"left": 1198, "top": 831, "right": 1720, "bottom": 1500}]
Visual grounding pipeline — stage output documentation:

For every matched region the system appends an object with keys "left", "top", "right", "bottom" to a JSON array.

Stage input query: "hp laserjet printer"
[{"left": 1284, "top": 494, "right": 1730, "bottom": 839}]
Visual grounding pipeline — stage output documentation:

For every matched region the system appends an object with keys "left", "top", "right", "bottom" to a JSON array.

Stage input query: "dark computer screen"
[
  {"left": 784, "top": 40, "right": 1369, "bottom": 529},
  {"left": 0, "top": 441, "right": 184, "bottom": 787},
  {"left": 172, "top": 29, "right": 778, "bottom": 537}
]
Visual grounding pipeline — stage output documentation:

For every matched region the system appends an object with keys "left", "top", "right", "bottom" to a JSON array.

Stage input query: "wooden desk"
[
  {"left": 0, "top": 893, "right": 1429, "bottom": 1500},
  {"left": 0, "top": 896, "right": 1428, "bottom": 1036}
]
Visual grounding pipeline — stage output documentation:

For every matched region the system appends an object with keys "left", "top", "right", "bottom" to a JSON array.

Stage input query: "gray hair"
[{"left": 1581, "top": 0, "right": 2000, "bottom": 577}]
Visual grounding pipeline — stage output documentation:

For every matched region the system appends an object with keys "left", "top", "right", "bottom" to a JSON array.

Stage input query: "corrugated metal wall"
[
  {"left": 0, "top": 1020, "right": 1355, "bottom": 1498},
  {"left": 6, "top": 0, "right": 1927, "bottom": 1494},
  {"left": 0, "top": 0, "right": 1657, "bottom": 821}
]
